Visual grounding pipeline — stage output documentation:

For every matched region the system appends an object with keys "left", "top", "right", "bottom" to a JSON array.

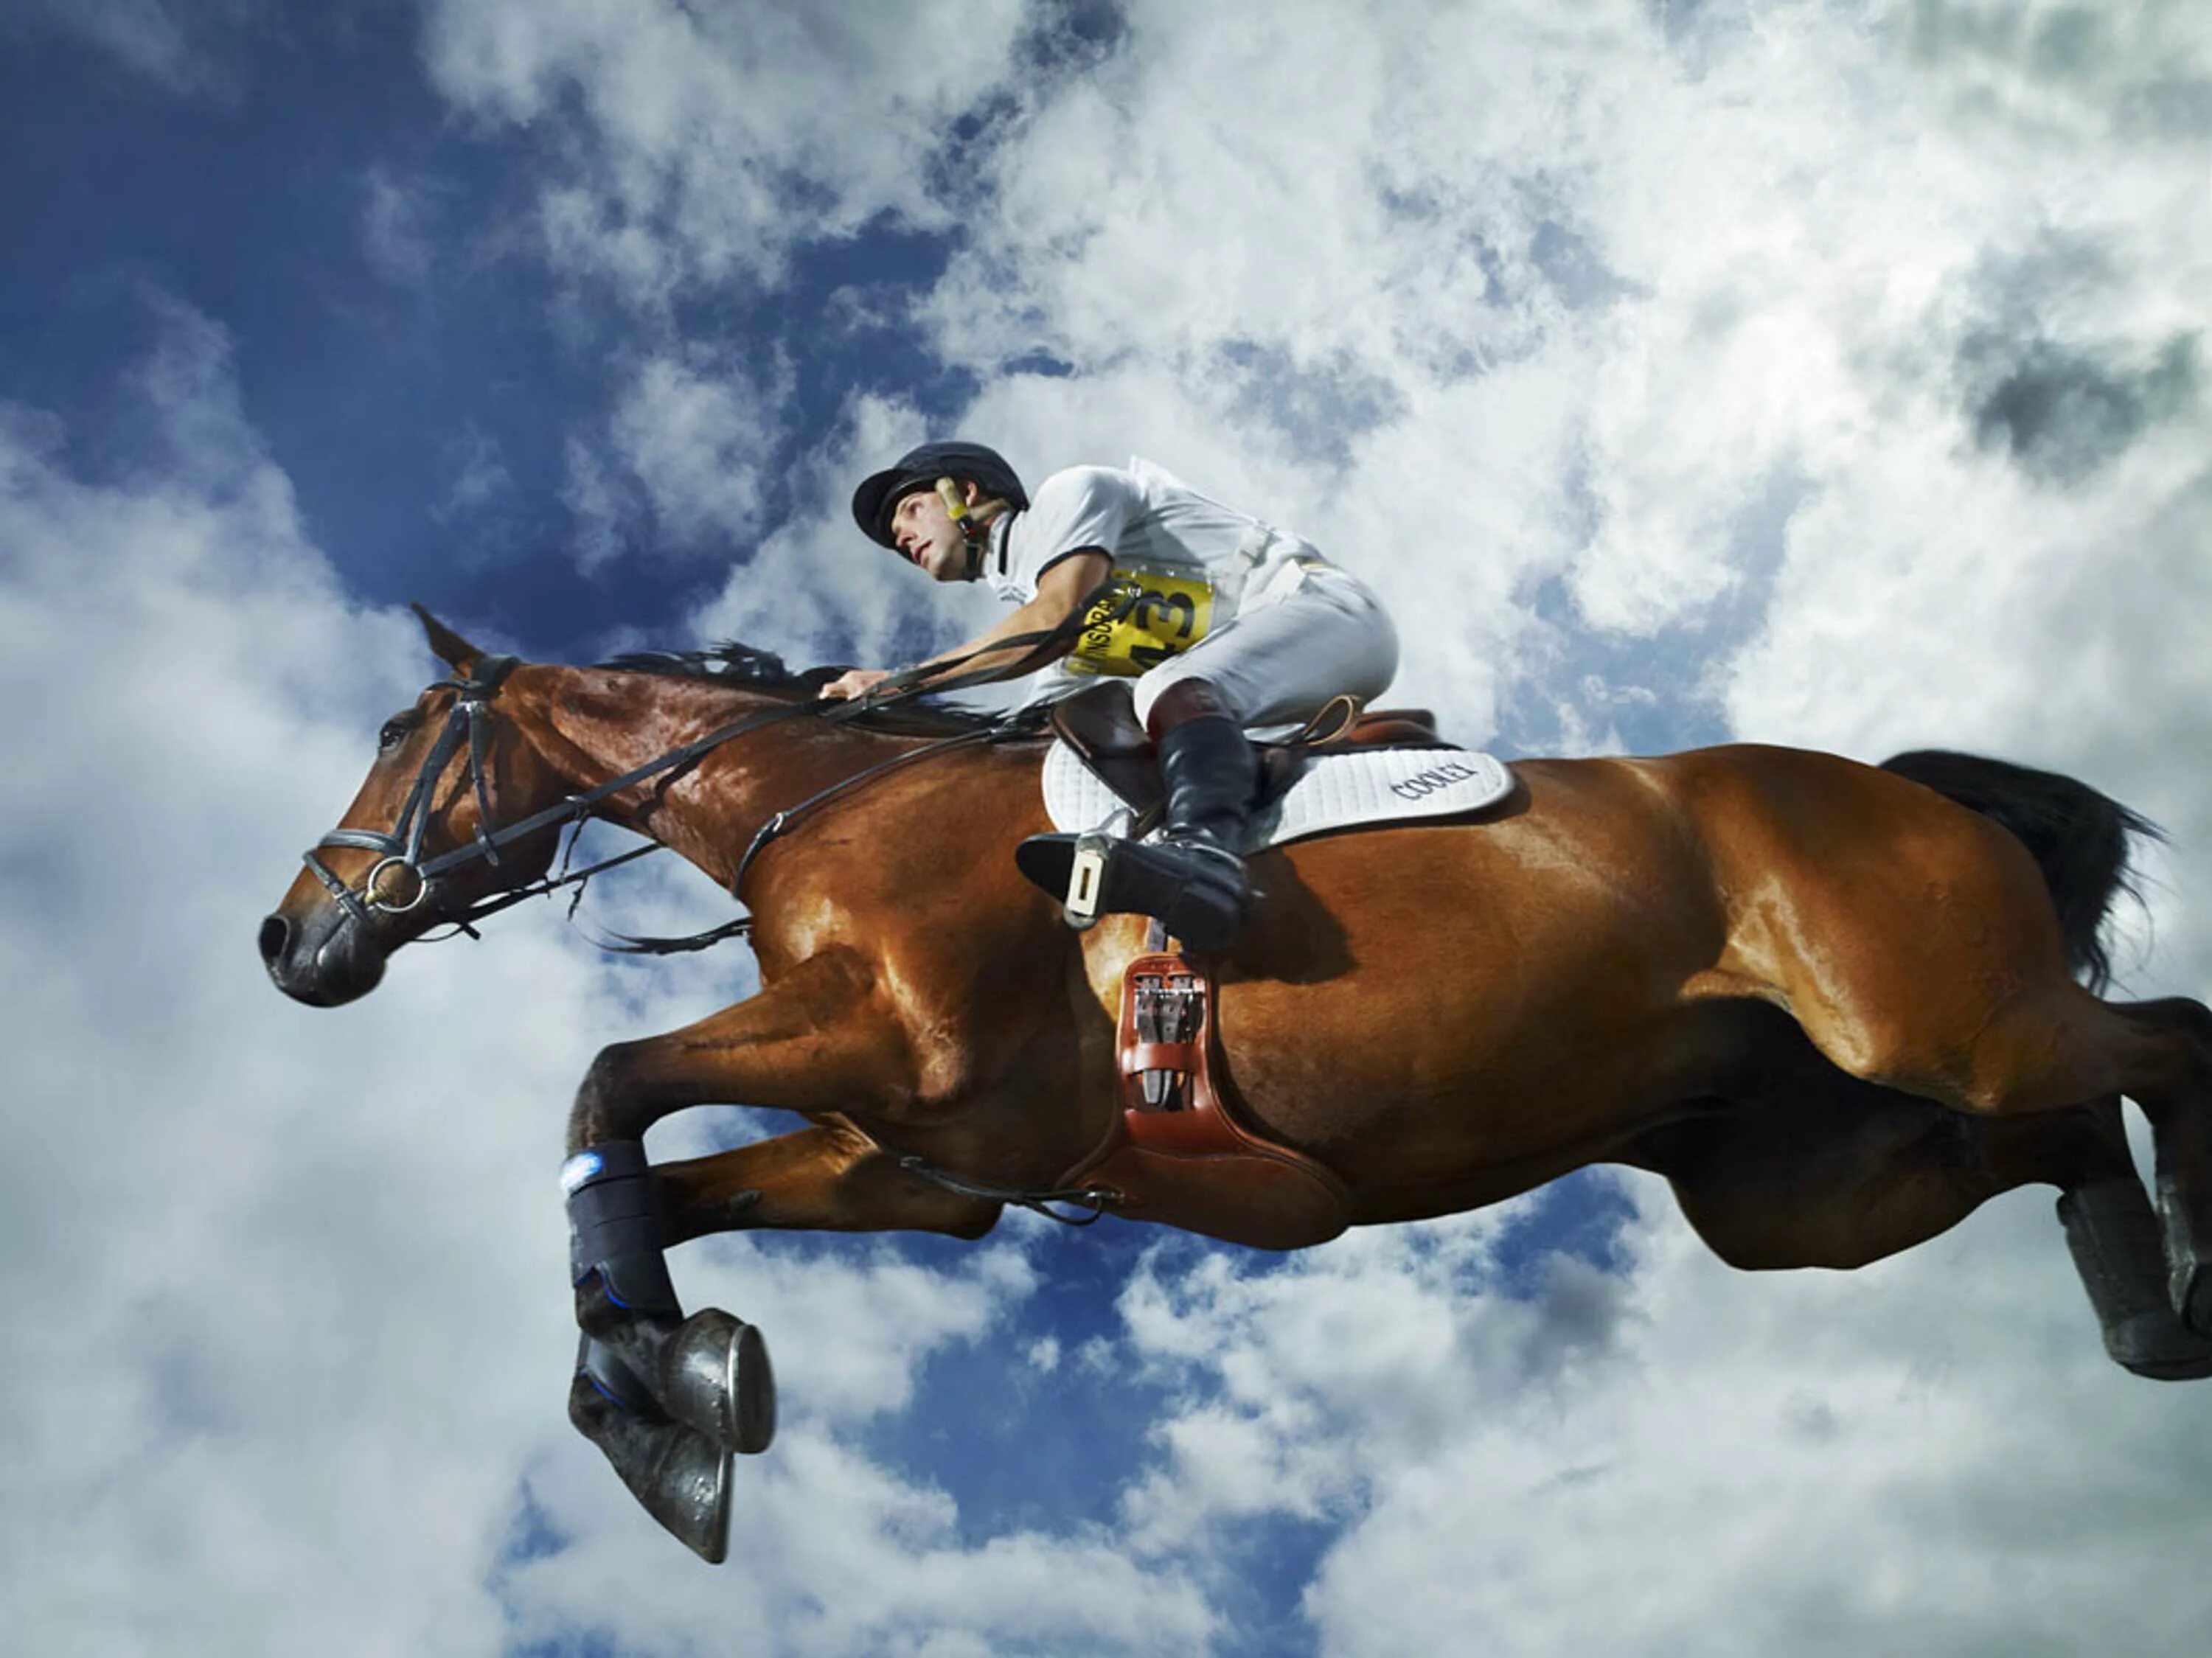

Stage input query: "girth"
[{"left": 1056, "top": 951, "right": 1355, "bottom": 1251}]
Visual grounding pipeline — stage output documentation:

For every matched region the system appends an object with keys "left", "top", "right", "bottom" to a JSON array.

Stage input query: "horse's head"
[{"left": 260, "top": 606, "right": 571, "bottom": 1006}]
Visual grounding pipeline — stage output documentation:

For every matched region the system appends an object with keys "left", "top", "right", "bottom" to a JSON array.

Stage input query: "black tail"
[{"left": 1880, "top": 750, "right": 2161, "bottom": 993}]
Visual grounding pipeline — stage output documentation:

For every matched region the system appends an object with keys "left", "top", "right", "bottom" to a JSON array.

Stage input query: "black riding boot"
[{"left": 1016, "top": 683, "right": 1259, "bottom": 952}]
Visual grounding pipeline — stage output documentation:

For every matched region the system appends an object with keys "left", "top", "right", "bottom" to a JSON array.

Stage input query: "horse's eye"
[{"left": 378, "top": 722, "right": 407, "bottom": 753}]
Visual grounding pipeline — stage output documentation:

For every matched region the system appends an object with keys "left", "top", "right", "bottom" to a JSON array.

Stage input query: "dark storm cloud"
[
  {"left": 1961, "top": 330, "right": 2199, "bottom": 484},
  {"left": 1515, "top": 1255, "right": 1632, "bottom": 1384},
  {"left": 1902, "top": 0, "right": 2212, "bottom": 142}
]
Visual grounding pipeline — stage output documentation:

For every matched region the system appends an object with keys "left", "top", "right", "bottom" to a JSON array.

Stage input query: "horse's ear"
[{"left": 411, "top": 602, "right": 481, "bottom": 673}]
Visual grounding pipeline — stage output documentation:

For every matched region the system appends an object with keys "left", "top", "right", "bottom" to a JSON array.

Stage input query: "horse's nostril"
[{"left": 258, "top": 914, "right": 292, "bottom": 965}]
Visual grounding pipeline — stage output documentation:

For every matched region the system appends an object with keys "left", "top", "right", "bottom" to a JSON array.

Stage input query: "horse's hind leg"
[
  {"left": 1709, "top": 770, "right": 2212, "bottom": 1344},
  {"left": 1869, "top": 986, "right": 2212, "bottom": 1341},
  {"left": 1782, "top": 965, "right": 2212, "bottom": 1352},
  {"left": 2089, "top": 997, "right": 2212, "bottom": 1334},
  {"left": 1631, "top": 997, "right": 2129, "bottom": 1273},
  {"left": 1634, "top": 1074, "right": 2129, "bottom": 1272},
  {"left": 1635, "top": 1069, "right": 2212, "bottom": 1379}
]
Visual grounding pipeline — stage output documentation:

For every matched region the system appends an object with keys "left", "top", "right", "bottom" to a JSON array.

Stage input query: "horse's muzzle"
[{"left": 259, "top": 903, "right": 388, "bottom": 1006}]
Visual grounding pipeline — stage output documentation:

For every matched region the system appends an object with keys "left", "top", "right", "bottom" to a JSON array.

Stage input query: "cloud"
[
  {"left": 0, "top": 300, "right": 1209, "bottom": 1654},
  {"left": 20, "top": 0, "right": 2212, "bottom": 1649},
  {"left": 7, "top": 0, "right": 271, "bottom": 101},
  {"left": 417, "top": 0, "right": 1035, "bottom": 304},
  {"left": 687, "top": 389, "right": 1006, "bottom": 674},
  {"left": 557, "top": 349, "right": 797, "bottom": 573},
  {"left": 894, "top": 0, "right": 2212, "bottom": 750},
  {"left": 1901, "top": 0, "right": 2212, "bottom": 142},
  {"left": 409, "top": 0, "right": 2212, "bottom": 1643},
  {"left": 361, "top": 165, "right": 446, "bottom": 288},
  {"left": 1962, "top": 329, "right": 2199, "bottom": 483},
  {"left": 433, "top": 421, "right": 515, "bottom": 521},
  {"left": 1105, "top": 1188, "right": 2212, "bottom": 1656}
]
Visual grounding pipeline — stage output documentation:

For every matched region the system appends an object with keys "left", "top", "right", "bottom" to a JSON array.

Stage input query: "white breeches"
[{"left": 1131, "top": 564, "right": 1399, "bottom": 732}]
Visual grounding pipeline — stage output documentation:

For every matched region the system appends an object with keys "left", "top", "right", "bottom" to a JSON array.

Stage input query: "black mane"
[{"left": 597, "top": 642, "right": 1012, "bottom": 736}]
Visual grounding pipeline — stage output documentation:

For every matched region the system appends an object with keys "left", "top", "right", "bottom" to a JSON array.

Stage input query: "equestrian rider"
[{"left": 821, "top": 441, "right": 1399, "bottom": 950}]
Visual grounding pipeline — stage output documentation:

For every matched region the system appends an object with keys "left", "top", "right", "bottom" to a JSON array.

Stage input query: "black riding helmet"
[{"left": 850, "top": 440, "right": 1029, "bottom": 549}]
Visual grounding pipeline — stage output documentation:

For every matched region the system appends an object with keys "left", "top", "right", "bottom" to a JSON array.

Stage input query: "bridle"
[
  {"left": 300, "top": 653, "right": 831, "bottom": 943},
  {"left": 306, "top": 655, "right": 519, "bottom": 933},
  {"left": 298, "top": 585, "right": 1135, "bottom": 949}
]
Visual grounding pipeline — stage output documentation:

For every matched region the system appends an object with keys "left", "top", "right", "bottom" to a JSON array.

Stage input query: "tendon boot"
[
  {"left": 565, "top": 1142, "right": 778, "bottom": 1455},
  {"left": 2059, "top": 1177, "right": 2212, "bottom": 1380},
  {"left": 1017, "top": 680, "right": 1259, "bottom": 952}
]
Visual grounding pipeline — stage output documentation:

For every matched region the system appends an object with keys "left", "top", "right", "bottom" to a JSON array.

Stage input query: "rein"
[{"left": 302, "top": 586, "right": 1133, "bottom": 948}]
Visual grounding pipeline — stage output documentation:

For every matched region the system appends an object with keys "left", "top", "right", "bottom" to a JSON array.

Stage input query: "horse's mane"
[{"left": 597, "top": 642, "right": 1012, "bottom": 736}]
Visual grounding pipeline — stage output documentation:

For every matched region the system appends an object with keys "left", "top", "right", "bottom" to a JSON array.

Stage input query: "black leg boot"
[{"left": 1016, "top": 680, "right": 1259, "bottom": 952}]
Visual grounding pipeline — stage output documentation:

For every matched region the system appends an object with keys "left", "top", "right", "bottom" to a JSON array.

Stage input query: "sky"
[{"left": 3, "top": 1, "right": 2210, "bottom": 1653}]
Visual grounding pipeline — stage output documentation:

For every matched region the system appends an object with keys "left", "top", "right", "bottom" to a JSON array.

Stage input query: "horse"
[{"left": 260, "top": 607, "right": 2212, "bottom": 1561}]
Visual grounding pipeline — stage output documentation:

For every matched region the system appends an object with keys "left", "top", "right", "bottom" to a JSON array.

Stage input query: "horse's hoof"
[
  {"left": 2170, "top": 1261, "right": 2212, "bottom": 1340},
  {"left": 568, "top": 1373, "right": 734, "bottom": 1564},
  {"left": 2152, "top": 1174, "right": 2212, "bottom": 1337},
  {"left": 2104, "top": 1311, "right": 2212, "bottom": 1381},
  {"left": 660, "top": 1308, "right": 777, "bottom": 1455},
  {"left": 2061, "top": 1178, "right": 2212, "bottom": 1366}
]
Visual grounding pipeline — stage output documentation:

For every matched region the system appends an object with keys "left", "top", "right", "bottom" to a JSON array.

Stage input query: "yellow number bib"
[{"left": 1068, "top": 560, "right": 1215, "bottom": 678}]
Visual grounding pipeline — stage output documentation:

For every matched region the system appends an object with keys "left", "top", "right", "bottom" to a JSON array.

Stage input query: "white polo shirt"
[{"left": 984, "top": 456, "right": 1318, "bottom": 620}]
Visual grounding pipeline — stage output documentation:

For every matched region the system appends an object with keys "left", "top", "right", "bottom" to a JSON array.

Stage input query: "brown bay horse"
[{"left": 261, "top": 610, "right": 2212, "bottom": 1560}]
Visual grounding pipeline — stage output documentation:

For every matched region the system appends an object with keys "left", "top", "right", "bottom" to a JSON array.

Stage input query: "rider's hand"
[{"left": 819, "top": 668, "right": 896, "bottom": 702}]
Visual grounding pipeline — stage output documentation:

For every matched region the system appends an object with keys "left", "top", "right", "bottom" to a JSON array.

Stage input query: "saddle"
[
  {"left": 1048, "top": 680, "right": 1457, "bottom": 831},
  {"left": 1058, "top": 951, "right": 1356, "bottom": 1251}
]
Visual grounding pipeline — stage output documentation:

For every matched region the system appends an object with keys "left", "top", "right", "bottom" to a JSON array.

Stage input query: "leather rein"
[{"left": 299, "top": 591, "right": 1130, "bottom": 949}]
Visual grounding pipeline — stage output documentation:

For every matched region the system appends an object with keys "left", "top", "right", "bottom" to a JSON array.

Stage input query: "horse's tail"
[{"left": 1879, "top": 749, "right": 2162, "bottom": 993}]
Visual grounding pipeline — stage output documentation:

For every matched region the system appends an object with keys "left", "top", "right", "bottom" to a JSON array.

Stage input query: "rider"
[{"left": 822, "top": 440, "right": 1399, "bottom": 950}]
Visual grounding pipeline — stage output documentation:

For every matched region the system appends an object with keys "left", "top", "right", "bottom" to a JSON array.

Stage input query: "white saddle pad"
[{"left": 1041, "top": 739, "right": 1514, "bottom": 853}]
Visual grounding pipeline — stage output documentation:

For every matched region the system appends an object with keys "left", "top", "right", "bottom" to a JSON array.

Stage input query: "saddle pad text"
[{"left": 1042, "top": 741, "right": 1514, "bottom": 852}]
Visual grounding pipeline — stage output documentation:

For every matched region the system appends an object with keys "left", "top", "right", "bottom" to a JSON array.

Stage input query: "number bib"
[{"left": 1068, "top": 559, "right": 1216, "bottom": 678}]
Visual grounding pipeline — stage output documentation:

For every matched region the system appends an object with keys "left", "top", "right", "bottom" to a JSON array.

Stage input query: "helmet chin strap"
[{"left": 933, "top": 476, "right": 1003, "bottom": 582}]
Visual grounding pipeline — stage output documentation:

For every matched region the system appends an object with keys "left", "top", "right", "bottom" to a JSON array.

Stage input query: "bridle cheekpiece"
[{"left": 303, "top": 654, "right": 524, "bottom": 936}]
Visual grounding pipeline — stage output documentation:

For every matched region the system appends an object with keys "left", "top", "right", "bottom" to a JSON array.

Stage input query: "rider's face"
[{"left": 888, "top": 484, "right": 973, "bottom": 582}]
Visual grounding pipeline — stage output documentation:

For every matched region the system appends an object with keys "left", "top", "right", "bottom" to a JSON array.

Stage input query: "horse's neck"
[{"left": 526, "top": 667, "right": 912, "bottom": 890}]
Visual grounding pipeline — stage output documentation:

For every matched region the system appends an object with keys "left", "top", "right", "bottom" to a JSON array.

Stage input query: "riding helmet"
[{"left": 850, "top": 441, "right": 1029, "bottom": 548}]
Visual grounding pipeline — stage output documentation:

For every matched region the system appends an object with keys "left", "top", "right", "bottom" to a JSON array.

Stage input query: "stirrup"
[
  {"left": 1063, "top": 831, "right": 1113, "bottom": 931},
  {"left": 1015, "top": 830, "right": 1251, "bottom": 952}
]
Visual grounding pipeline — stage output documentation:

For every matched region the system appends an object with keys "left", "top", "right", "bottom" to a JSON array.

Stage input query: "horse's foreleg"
[
  {"left": 557, "top": 950, "right": 922, "bottom": 1561},
  {"left": 563, "top": 947, "right": 919, "bottom": 1358},
  {"left": 564, "top": 1124, "right": 1002, "bottom": 1564},
  {"left": 656, "top": 1122, "right": 1000, "bottom": 1244},
  {"left": 566, "top": 946, "right": 907, "bottom": 1151}
]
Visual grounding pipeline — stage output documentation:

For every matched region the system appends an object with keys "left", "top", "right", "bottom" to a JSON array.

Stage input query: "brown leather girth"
[{"left": 1060, "top": 952, "right": 1355, "bottom": 1251}]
